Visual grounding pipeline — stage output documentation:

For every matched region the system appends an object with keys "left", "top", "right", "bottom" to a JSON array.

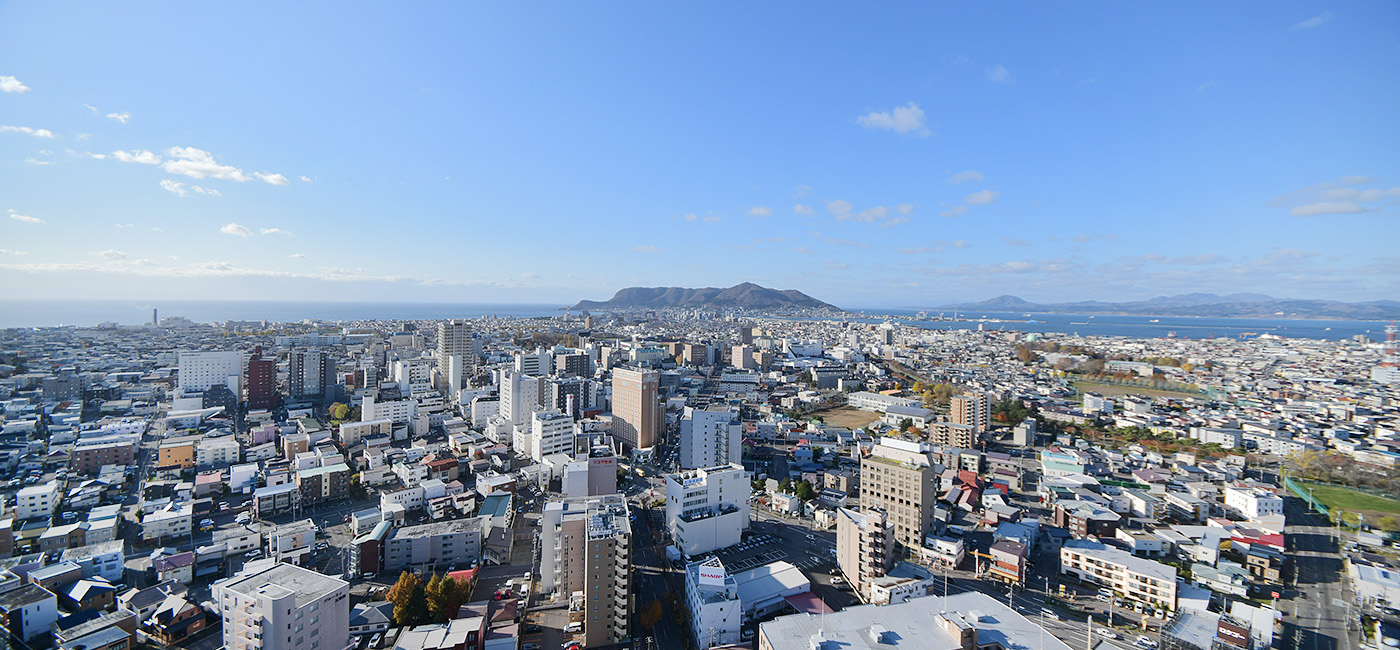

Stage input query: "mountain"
[
  {"left": 942, "top": 294, "right": 1400, "bottom": 319},
  {"left": 570, "top": 282, "right": 838, "bottom": 311}
]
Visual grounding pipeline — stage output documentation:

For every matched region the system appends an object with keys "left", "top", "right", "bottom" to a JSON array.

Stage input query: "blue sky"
[{"left": 2, "top": 2, "right": 1397, "bottom": 309}]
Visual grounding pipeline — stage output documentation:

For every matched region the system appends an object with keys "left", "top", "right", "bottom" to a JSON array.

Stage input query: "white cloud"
[
  {"left": 1, "top": 125, "right": 57, "bottom": 139},
  {"left": 24, "top": 158, "right": 52, "bottom": 166},
  {"left": 893, "top": 246, "right": 931, "bottom": 254},
  {"left": 76, "top": 151, "right": 107, "bottom": 159},
  {"left": 106, "top": 112, "right": 132, "bottom": 124},
  {"left": 1291, "top": 12, "right": 1333, "bottom": 30},
  {"left": 113, "top": 149, "right": 161, "bottom": 164},
  {"left": 1290, "top": 202, "right": 1365, "bottom": 217},
  {"left": 987, "top": 64, "right": 1011, "bottom": 83},
  {"left": 299, "top": 175, "right": 312, "bottom": 183},
  {"left": 132, "top": 259, "right": 156, "bottom": 266},
  {"left": 162, "top": 146, "right": 252, "bottom": 181},
  {"left": 853, "top": 206, "right": 887, "bottom": 222},
  {"left": 823, "top": 261, "right": 849, "bottom": 271},
  {"left": 159, "top": 180, "right": 188, "bottom": 197},
  {"left": 115, "top": 224, "right": 133, "bottom": 229},
  {"left": 83, "top": 104, "right": 98, "bottom": 114},
  {"left": 260, "top": 228, "right": 292, "bottom": 236},
  {"left": 855, "top": 102, "right": 930, "bottom": 136},
  {"left": 220, "top": 223, "right": 252, "bottom": 237},
  {"left": 0, "top": 76, "right": 30, "bottom": 93},
  {"left": 794, "top": 204, "right": 815, "bottom": 216},
  {"left": 702, "top": 216, "right": 722, "bottom": 223},
  {"left": 827, "top": 199, "right": 853, "bottom": 217},
  {"left": 192, "top": 185, "right": 221, "bottom": 196},
  {"left": 940, "top": 205, "right": 968, "bottom": 217},
  {"left": 895, "top": 203, "right": 914, "bottom": 215},
  {"left": 95, "top": 249, "right": 130, "bottom": 260},
  {"left": 793, "top": 185, "right": 812, "bottom": 198},
  {"left": 7, "top": 209, "right": 43, "bottom": 224},
  {"left": 948, "top": 170, "right": 984, "bottom": 184},
  {"left": 748, "top": 206, "right": 772, "bottom": 217},
  {"left": 288, "top": 253, "right": 307, "bottom": 259},
  {"left": 255, "top": 172, "right": 290, "bottom": 186},
  {"left": 965, "top": 189, "right": 999, "bottom": 205},
  {"left": 0, "top": 249, "right": 27, "bottom": 255},
  {"left": 1197, "top": 80, "right": 1218, "bottom": 92},
  {"left": 950, "top": 239, "right": 969, "bottom": 248},
  {"left": 1002, "top": 237, "right": 1030, "bottom": 247},
  {"left": 683, "top": 213, "right": 698, "bottom": 221},
  {"left": 633, "top": 245, "right": 659, "bottom": 252}
]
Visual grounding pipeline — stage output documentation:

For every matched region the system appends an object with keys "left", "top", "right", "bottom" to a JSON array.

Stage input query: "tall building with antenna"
[{"left": 1371, "top": 322, "right": 1400, "bottom": 384}]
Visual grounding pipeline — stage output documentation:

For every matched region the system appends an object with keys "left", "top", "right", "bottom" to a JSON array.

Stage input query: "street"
[{"left": 1282, "top": 496, "right": 1354, "bottom": 650}]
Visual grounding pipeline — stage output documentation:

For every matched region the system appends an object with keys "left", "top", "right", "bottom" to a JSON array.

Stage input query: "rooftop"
[
  {"left": 216, "top": 562, "right": 348, "bottom": 607},
  {"left": 390, "top": 517, "right": 487, "bottom": 541}
]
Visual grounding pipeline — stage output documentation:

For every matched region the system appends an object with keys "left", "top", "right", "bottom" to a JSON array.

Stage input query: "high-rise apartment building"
[
  {"left": 664, "top": 464, "right": 749, "bottom": 556},
  {"left": 949, "top": 391, "right": 992, "bottom": 433},
  {"left": 178, "top": 351, "right": 243, "bottom": 395},
  {"left": 679, "top": 405, "right": 742, "bottom": 470},
  {"left": 539, "top": 495, "right": 631, "bottom": 648},
  {"left": 215, "top": 562, "right": 351, "bottom": 650},
  {"left": 513, "top": 348, "right": 552, "bottom": 377},
  {"left": 834, "top": 507, "right": 895, "bottom": 601},
  {"left": 610, "top": 368, "right": 659, "bottom": 451},
  {"left": 246, "top": 347, "right": 278, "bottom": 411},
  {"left": 436, "top": 320, "right": 474, "bottom": 394},
  {"left": 529, "top": 410, "right": 574, "bottom": 462},
  {"left": 289, "top": 350, "right": 335, "bottom": 403},
  {"left": 859, "top": 438, "right": 941, "bottom": 550},
  {"left": 499, "top": 370, "right": 542, "bottom": 426}
]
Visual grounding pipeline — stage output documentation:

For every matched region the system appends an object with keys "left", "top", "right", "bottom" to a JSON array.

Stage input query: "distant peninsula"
[
  {"left": 941, "top": 293, "right": 1400, "bottom": 320},
  {"left": 570, "top": 282, "right": 838, "bottom": 311}
]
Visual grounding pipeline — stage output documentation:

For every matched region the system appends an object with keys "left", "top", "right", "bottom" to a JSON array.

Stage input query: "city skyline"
[{"left": 1, "top": 3, "right": 1398, "bottom": 307}]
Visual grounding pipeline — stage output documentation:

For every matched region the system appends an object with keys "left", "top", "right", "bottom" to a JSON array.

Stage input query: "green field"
[{"left": 1301, "top": 482, "right": 1400, "bottom": 518}]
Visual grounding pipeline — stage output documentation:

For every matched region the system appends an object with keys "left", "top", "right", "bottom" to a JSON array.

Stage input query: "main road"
[{"left": 1282, "top": 496, "right": 1355, "bottom": 650}]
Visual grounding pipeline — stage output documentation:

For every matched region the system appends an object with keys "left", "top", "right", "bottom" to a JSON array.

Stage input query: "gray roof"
[
  {"left": 216, "top": 562, "right": 347, "bottom": 607},
  {"left": 759, "top": 591, "right": 1072, "bottom": 650},
  {"left": 62, "top": 539, "right": 125, "bottom": 562},
  {"left": 0, "top": 583, "right": 55, "bottom": 609},
  {"left": 389, "top": 517, "right": 488, "bottom": 541},
  {"left": 350, "top": 601, "right": 393, "bottom": 628}
]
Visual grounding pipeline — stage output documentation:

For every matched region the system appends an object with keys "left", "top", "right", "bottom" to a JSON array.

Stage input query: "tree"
[
  {"left": 779, "top": 478, "right": 793, "bottom": 494},
  {"left": 795, "top": 479, "right": 816, "bottom": 501},
  {"left": 387, "top": 571, "right": 428, "bottom": 626},
  {"left": 639, "top": 599, "right": 663, "bottom": 630},
  {"left": 329, "top": 402, "right": 350, "bottom": 421}
]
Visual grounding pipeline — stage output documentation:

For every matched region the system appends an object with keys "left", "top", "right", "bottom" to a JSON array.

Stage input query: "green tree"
[
  {"left": 779, "top": 478, "right": 793, "bottom": 494},
  {"left": 898, "top": 418, "right": 913, "bottom": 432},
  {"left": 329, "top": 402, "right": 350, "bottom": 421},
  {"left": 424, "top": 573, "right": 448, "bottom": 622},
  {"left": 795, "top": 479, "right": 816, "bottom": 501}
]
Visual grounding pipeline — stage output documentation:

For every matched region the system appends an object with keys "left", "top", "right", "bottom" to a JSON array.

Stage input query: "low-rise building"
[
  {"left": 1060, "top": 539, "right": 1178, "bottom": 610},
  {"left": 684, "top": 558, "right": 741, "bottom": 649}
]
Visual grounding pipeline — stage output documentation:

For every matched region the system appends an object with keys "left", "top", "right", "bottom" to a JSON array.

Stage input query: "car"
[
  {"left": 362, "top": 572, "right": 376, "bottom": 579},
  {"left": 564, "top": 622, "right": 582, "bottom": 633},
  {"left": 1096, "top": 594, "right": 1110, "bottom": 602},
  {"left": 1136, "top": 636, "right": 1157, "bottom": 648},
  {"left": 1096, "top": 628, "right": 1119, "bottom": 640},
  {"left": 1040, "top": 608, "right": 1060, "bottom": 621},
  {"left": 830, "top": 576, "right": 844, "bottom": 586},
  {"left": 523, "top": 624, "right": 542, "bottom": 634},
  {"left": 522, "top": 644, "right": 540, "bottom": 650},
  {"left": 245, "top": 550, "right": 263, "bottom": 559}
]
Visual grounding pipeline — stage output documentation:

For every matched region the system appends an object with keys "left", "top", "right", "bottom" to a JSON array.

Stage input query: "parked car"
[{"left": 1136, "top": 636, "right": 1158, "bottom": 648}]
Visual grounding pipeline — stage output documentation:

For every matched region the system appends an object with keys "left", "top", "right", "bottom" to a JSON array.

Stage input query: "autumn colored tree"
[
  {"left": 386, "top": 571, "right": 428, "bottom": 626},
  {"left": 639, "top": 599, "right": 663, "bottom": 630}
]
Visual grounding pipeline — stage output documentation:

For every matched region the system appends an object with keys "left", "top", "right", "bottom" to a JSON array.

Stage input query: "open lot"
[
  {"left": 812, "top": 406, "right": 880, "bottom": 430},
  {"left": 1301, "top": 481, "right": 1400, "bottom": 526}
]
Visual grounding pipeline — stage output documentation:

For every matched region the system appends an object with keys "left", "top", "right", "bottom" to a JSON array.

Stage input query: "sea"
[{"left": 0, "top": 299, "right": 1388, "bottom": 342}]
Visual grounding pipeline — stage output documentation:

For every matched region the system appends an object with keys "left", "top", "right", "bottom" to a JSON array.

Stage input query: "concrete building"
[
  {"left": 246, "top": 347, "right": 278, "bottom": 411},
  {"left": 679, "top": 404, "right": 742, "bottom": 470},
  {"left": 562, "top": 444, "right": 618, "bottom": 499},
  {"left": 381, "top": 517, "right": 490, "bottom": 574},
  {"left": 69, "top": 441, "right": 136, "bottom": 477},
  {"left": 16, "top": 481, "right": 61, "bottom": 520},
  {"left": 1060, "top": 539, "right": 1178, "bottom": 610},
  {"left": 289, "top": 350, "right": 336, "bottom": 403},
  {"left": 61, "top": 540, "right": 125, "bottom": 582},
  {"left": 757, "top": 591, "right": 1071, "bottom": 650},
  {"left": 215, "top": 562, "right": 351, "bottom": 650},
  {"left": 437, "top": 320, "right": 475, "bottom": 394},
  {"left": 498, "top": 370, "right": 542, "bottom": 427},
  {"left": 529, "top": 410, "right": 574, "bottom": 462},
  {"left": 539, "top": 494, "right": 631, "bottom": 648},
  {"left": 859, "top": 439, "right": 940, "bottom": 550},
  {"left": 949, "top": 392, "right": 992, "bottom": 432},
  {"left": 178, "top": 350, "right": 243, "bottom": 395},
  {"left": 834, "top": 507, "right": 894, "bottom": 601},
  {"left": 611, "top": 368, "right": 660, "bottom": 452},
  {"left": 0, "top": 583, "right": 59, "bottom": 642},
  {"left": 1223, "top": 487, "right": 1284, "bottom": 520},
  {"left": 847, "top": 391, "right": 919, "bottom": 413},
  {"left": 1054, "top": 501, "right": 1122, "bottom": 539},
  {"left": 665, "top": 464, "right": 750, "bottom": 556},
  {"left": 684, "top": 558, "right": 741, "bottom": 649}
]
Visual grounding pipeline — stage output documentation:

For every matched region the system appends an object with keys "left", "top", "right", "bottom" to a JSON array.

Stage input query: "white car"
[
  {"left": 1136, "top": 636, "right": 1158, "bottom": 648},
  {"left": 1095, "top": 628, "right": 1119, "bottom": 640}
]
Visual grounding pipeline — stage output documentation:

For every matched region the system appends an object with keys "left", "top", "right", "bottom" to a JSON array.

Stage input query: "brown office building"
[{"left": 610, "top": 368, "right": 660, "bottom": 451}]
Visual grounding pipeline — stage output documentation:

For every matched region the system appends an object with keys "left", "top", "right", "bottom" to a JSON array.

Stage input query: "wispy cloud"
[
  {"left": 948, "top": 170, "right": 984, "bottom": 184},
  {"left": 1, "top": 125, "right": 56, "bottom": 139},
  {"left": 965, "top": 189, "right": 999, "bottom": 205},
  {"left": 255, "top": 172, "right": 290, "bottom": 186},
  {"left": 823, "top": 261, "right": 849, "bottom": 271},
  {"left": 288, "top": 253, "right": 307, "bottom": 259},
  {"left": 0, "top": 76, "right": 30, "bottom": 93},
  {"left": 163, "top": 146, "right": 251, "bottom": 181},
  {"left": 987, "top": 64, "right": 1011, "bottom": 83},
  {"left": 220, "top": 223, "right": 252, "bottom": 237},
  {"left": 260, "top": 228, "right": 292, "bottom": 236},
  {"left": 24, "top": 158, "right": 53, "bottom": 166},
  {"left": 159, "top": 180, "right": 188, "bottom": 197},
  {"left": 702, "top": 215, "right": 721, "bottom": 223},
  {"left": 1002, "top": 238, "right": 1030, "bottom": 247},
  {"left": 7, "top": 209, "right": 43, "bottom": 224},
  {"left": 794, "top": 204, "right": 815, "bottom": 216},
  {"left": 1279, "top": 176, "right": 1400, "bottom": 216},
  {"left": 940, "top": 205, "right": 967, "bottom": 218},
  {"left": 299, "top": 175, "right": 313, "bottom": 183},
  {"left": 1291, "top": 12, "right": 1333, "bottom": 30},
  {"left": 1196, "top": 80, "right": 1218, "bottom": 92},
  {"left": 115, "top": 224, "right": 133, "bottom": 229},
  {"left": 95, "top": 250, "right": 130, "bottom": 260},
  {"left": 106, "top": 112, "right": 132, "bottom": 124},
  {"left": 748, "top": 206, "right": 772, "bottom": 217},
  {"left": 827, "top": 199, "right": 853, "bottom": 218},
  {"left": 0, "top": 249, "right": 27, "bottom": 256},
  {"left": 633, "top": 245, "right": 659, "bottom": 252},
  {"left": 855, "top": 102, "right": 930, "bottom": 137}
]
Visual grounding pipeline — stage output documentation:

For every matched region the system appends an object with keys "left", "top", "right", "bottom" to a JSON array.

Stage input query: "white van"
[{"left": 564, "top": 622, "right": 582, "bottom": 634}]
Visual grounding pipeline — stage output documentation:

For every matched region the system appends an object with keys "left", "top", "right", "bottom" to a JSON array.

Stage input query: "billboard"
[
  {"left": 698, "top": 563, "right": 727, "bottom": 587},
  {"left": 1216, "top": 618, "right": 1250, "bottom": 648}
]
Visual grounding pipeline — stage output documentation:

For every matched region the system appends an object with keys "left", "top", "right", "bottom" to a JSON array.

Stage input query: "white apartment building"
[
  {"left": 539, "top": 495, "right": 632, "bottom": 648},
  {"left": 197, "top": 438, "right": 242, "bottom": 467},
  {"left": 215, "top": 562, "right": 351, "bottom": 650},
  {"left": 142, "top": 502, "right": 193, "bottom": 541},
  {"left": 847, "top": 391, "right": 920, "bottom": 413},
  {"left": 381, "top": 517, "right": 490, "bottom": 574},
  {"left": 380, "top": 486, "right": 426, "bottom": 513},
  {"left": 178, "top": 350, "right": 243, "bottom": 395},
  {"left": 61, "top": 540, "right": 125, "bottom": 582},
  {"left": 514, "top": 348, "right": 553, "bottom": 377},
  {"left": 530, "top": 410, "right": 574, "bottom": 462},
  {"left": 1164, "top": 492, "right": 1209, "bottom": 523},
  {"left": 269, "top": 520, "right": 317, "bottom": 565},
  {"left": 361, "top": 392, "right": 417, "bottom": 426},
  {"left": 835, "top": 507, "right": 895, "bottom": 600},
  {"left": 1223, "top": 486, "right": 1284, "bottom": 519},
  {"left": 392, "top": 461, "right": 428, "bottom": 488},
  {"left": 685, "top": 558, "right": 741, "bottom": 649},
  {"left": 665, "top": 464, "right": 750, "bottom": 556},
  {"left": 1060, "top": 539, "right": 1178, "bottom": 610},
  {"left": 679, "top": 405, "right": 742, "bottom": 470},
  {"left": 437, "top": 319, "right": 475, "bottom": 394},
  {"left": 499, "top": 370, "right": 542, "bottom": 427},
  {"left": 16, "top": 480, "right": 60, "bottom": 520}
]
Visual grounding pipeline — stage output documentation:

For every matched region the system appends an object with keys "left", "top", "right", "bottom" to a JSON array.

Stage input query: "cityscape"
[{"left": 3, "top": 4, "right": 1399, "bottom": 650}]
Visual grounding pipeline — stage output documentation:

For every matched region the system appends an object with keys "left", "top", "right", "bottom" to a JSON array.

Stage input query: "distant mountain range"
[
  {"left": 570, "top": 283, "right": 838, "bottom": 311},
  {"left": 943, "top": 293, "right": 1400, "bottom": 319}
]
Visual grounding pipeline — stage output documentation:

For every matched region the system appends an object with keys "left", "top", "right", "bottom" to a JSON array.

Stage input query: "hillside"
[{"left": 570, "top": 282, "right": 838, "bottom": 311}]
